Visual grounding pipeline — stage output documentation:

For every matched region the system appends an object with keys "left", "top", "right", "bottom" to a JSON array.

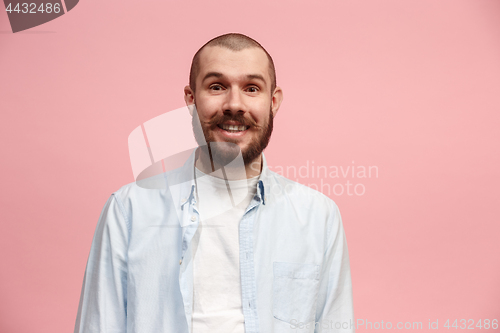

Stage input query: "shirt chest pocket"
[{"left": 272, "top": 261, "right": 320, "bottom": 325}]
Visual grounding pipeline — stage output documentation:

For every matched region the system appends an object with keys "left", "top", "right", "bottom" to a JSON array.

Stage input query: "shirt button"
[{"left": 191, "top": 216, "right": 196, "bottom": 222}]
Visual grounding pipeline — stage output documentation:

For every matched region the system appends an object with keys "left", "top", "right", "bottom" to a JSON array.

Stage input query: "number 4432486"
[
  {"left": 5, "top": 3, "right": 62, "bottom": 14},
  {"left": 444, "top": 319, "right": 498, "bottom": 329}
]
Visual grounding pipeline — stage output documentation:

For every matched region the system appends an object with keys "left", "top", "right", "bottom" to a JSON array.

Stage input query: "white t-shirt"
[{"left": 191, "top": 167, "right": 259, "bottom": 333}]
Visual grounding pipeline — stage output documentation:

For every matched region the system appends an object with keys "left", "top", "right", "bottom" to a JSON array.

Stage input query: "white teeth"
[{"left": 220, "top": 124, "right": 247, "bottom": 132}]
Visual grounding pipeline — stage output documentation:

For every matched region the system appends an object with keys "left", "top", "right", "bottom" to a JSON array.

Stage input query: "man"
[{"left": 74, "top": 33, "right": 354, "bottom": 333}]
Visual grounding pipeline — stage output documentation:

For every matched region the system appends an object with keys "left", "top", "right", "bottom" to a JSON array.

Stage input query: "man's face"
[{"left": 185, "top": 46, "right": 283, "bottom": 166}]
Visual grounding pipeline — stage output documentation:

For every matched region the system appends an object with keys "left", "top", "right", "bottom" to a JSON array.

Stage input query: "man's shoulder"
[
  {"left": 113, "top": 173, "right": 166, "bottom": 198},
  {"left": 110, "top": 166, "right": 188, "bottom": 216},
  {"left": 114, "top": 163, "right": 189, "bottom": 195},
  {"left": 266, "top": 171, "right": 342, "bottom": 236},
  {"left": 266, "top": 170, "right": 339, "bottom": 212}
]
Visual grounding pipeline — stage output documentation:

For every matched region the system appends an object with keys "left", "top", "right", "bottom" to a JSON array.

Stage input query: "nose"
[{"left": 223, "top": 88, "right": 245, "bottom": 115}]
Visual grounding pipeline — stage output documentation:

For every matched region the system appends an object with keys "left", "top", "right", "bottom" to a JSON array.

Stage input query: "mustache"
[{"left": 202, "top": 113, "right": 263, "bottom": 129}]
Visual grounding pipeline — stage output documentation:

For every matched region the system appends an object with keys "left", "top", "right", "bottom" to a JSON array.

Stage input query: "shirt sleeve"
[
  {"left": 315, "top": 204, "right": 354, "bottom": 333},
  {"left": 74, "top": 193, "right": 130, "bottom": 333}
]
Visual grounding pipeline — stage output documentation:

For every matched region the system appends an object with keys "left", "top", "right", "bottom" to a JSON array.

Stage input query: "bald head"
[{"left": 189, "top": 33, "right": 277, "bottom": 93}]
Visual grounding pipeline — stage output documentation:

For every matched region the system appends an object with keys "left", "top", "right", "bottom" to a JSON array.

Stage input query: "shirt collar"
[
  {"left": 173, "top": 148, "right": 271, "bottom": 210},
  {"left": 258, "top": 154, "right": 270, "bottom": 205}
]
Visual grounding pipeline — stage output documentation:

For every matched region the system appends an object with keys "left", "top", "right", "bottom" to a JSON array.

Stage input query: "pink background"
[{"left": 1, "top": 0, "right": 499, "bottom": 331}]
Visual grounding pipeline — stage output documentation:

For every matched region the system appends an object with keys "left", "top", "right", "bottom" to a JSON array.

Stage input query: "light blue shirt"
[{"left": 74, "top": 152, "right": 354, "bottom": 333}]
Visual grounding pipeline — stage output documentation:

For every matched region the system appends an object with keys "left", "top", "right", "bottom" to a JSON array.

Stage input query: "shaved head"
[{"left": 189, "top": 33, "right": 277, "bottom": 93}]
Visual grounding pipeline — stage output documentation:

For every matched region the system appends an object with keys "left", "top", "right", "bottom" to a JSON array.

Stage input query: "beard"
[{"left": 192, "top": 106, "right": 274, "bottom": 168}]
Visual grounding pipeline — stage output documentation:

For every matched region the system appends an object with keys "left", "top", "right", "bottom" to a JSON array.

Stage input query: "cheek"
[
  {"left": 195, "top": 99, "right": 219, "bottom": 119},
  {"left": 251, "top": 103, "right": 273, "bottom": 123}
]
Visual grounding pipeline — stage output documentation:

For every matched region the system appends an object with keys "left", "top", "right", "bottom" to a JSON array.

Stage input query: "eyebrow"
[
  {"left": 246, "top": 74, "right": 266, "bottom": 83},
  {"left": 202, "top": 72, "right": 223, "bottom": 82},
  {"left": 201, "top": 72, "right": 267, "bottom": 84}
]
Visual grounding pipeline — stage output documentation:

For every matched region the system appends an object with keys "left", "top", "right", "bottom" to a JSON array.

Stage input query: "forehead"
[{"left": 197, "top": 46, "right": 271, "bottom": 84}]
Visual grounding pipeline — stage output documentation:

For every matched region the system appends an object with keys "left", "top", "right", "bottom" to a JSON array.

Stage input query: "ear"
[
  {"left": 184, "top": 85, "right": 195, "bottom": 116},
  {"left": 271, "top": 86, "right": 283, "bottom": 118}
]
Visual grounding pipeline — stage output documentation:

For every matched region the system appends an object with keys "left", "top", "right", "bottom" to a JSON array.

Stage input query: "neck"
[{"left": 195, "top": 147, "right": 262, "bottom": 180}]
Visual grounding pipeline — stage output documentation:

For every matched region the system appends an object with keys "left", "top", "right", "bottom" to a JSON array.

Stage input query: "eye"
[
  {"left": 246, "top": 86, "right": 259, "bottom": 93},
  {"left": 209, "top": 84, "right": 224, "bottom": 91}
]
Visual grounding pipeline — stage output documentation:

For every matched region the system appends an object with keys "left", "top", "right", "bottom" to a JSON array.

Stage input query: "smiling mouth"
[{"left": 217, "top": 124, "right": 250, "bottom": 133}]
